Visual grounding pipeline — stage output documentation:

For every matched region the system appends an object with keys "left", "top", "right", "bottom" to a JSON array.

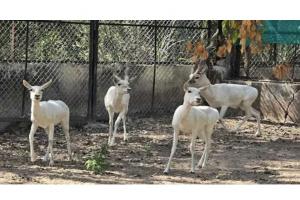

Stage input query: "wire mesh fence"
[
  {"left": 0, "top": 20, "right": 90, "bottom": 121},
  {"left": 95, "top": 22, "right": 208, "bottom": 120},
  {"left": 2, "top": 20, "right": 297, "bottom": 122},
  {"left": 240, "top": 44, "right": 300, "bottom": 81},
  {"left": 0, "top": 20, "right": 209, "bottom": 122},
  {"left": 0, "top": 21, "right": 27, "bottom": 119}
]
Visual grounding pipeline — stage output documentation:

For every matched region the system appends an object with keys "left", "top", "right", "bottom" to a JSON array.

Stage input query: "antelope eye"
[
  {"left": 188, "top": 90, "right": 191, "bottom": 93},
  {"left": 195, "top": 77, "right": 199, "bottom": 79},
  {"left": 117, "top": 83, "right": 121, "bottom": 86},
  {"left": 29, "top": 89, "right": 33, "bottom": 92}
]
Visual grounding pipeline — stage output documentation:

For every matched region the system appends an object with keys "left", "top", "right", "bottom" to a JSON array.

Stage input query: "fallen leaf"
[
  {"left": 226, "top": 39, "right": 232, "bottom": 53},
  {"left": 240, "top": 38, "right": 246, "bottom": 53},
  {"left": 272, "top": 64, "right": 291, "bottom": 80},
  {"left": 217, "top": 45, "right": 227, "bottom": 57},
  {"left": 186, "top": 41, "right": 193, "bottom": 53},
  {"left": 255, "top": 33, "right": 262, "bottom": 43}
]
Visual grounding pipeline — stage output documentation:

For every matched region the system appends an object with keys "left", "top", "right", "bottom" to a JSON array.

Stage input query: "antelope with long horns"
[{"left": 104, "top": 66, "right": 135, "bottom": 146}]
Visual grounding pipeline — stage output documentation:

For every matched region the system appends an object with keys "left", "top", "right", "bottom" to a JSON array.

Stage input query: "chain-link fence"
[
  {"left": 0, "top": 20, "right": 210, "bottom": 122},
  {"left": 240, "top": 43, "right": 300, "bottom": 81},
  {"left": 96, "top": 21, "right": 209, "bottom": 120}
]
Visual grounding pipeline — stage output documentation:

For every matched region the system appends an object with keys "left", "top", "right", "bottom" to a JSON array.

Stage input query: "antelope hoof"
[
  {"left": 255, "top": 131, "right": 261, "bottom": 137},
  {"left": 49, "top": 160, "right": 54, "bottom": 166},
  {"left": 109, "top": 141, "right": 116, "bottom": 147},
  {"left": 42, "top": 155, "right": 49, "bottom": 162},
  {"left": 30, "top": 154, "right": 37, "bottom": 162},
  {"left": 197, "top": 161, "right": 204, "bottom": 168},
  {"left": 190, "top": 170, "right": 195, "bottom": 174},
  {"left": 163, "top": 169, "right": 169, "bottom": 175},
  {"left": 229, "top": 128, "right": 238, "bottom": 133}
]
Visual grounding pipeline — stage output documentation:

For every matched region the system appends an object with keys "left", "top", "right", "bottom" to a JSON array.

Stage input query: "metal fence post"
[
  {"left": 217, "top": 20, "right": 223, "bottom": 36},
  {"left": 273, "top": 44, "right": 277, "bottom": 65},
  {"left": 151, "top": 21, "right": 157, "bottom": 113},
  {"left": 87, "top": 20, "right": 99, "bottom": 121},
  {"left": 207, "top": 20, "right": 212, "bottom": 44},
  {"left": 21, "top": 21, "right": 30, "bottom": 117},
  {"left": 231, "top": 41, "right": 241, "bottom": 79},
  {"left": 292, "top": 45, "right": 297, "bottom": 81},
  {"left": 206, "top": 20, "right": 212, "bottom": 78}
]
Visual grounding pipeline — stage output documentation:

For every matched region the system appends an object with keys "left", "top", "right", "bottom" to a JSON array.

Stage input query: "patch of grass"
[
  {"left": 144, "top": 144, "right": 153, "bottom": 157},
  {"left": 84, "top": 144, "right": 110, "bottom": 174}
]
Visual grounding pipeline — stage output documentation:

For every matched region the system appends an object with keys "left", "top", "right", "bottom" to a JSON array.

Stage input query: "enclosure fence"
[
  {"left": 1, "top": 20, "right": 298, "bottom": 123},
  {"left": 0, "top": 20, "right": 211, "bottom": 122},
  {"left": 240, "top": 44, "right": 300, "bottom": 81}
]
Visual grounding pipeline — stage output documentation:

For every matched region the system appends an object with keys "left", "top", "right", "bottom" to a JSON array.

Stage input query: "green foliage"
[
  {"left": 222, "top": 20, "right": 240, "bottom": 44},
  {"left": 0, "top": 21, "right": 89, "bottom": 62},
  {"left": 85, "top": 144, "right": 110, "bottom": 174},
  {"left": 144, "top": 144, "right": 153, "bottom": 157},
  {"left": 220, "top": 20, "right": 265, "bottom": 54},
  {"left": 28, "top": 23, "right": 89, "bottom": 62},
  {"left": 0, "top": 21, "right": 209, "bottom": 64}
]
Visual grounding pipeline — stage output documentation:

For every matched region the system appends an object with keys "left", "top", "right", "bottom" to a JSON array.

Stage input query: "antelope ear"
[
  {"left": 192, "top": 59, "right": 201, "bottom": 74},
  {"left": 129, "top": 76, "right": 137, "bottom": 82},
  {"left": 23, "top": 80, "right": 32, "bottom": 90},
  {"left": 113, "top": 75, "right": 122, "bottom": 85},
  {"left": 199, "top": 85, "right": 210, "bottom": 91},
  {"left": 41, "top": 79, "right": 52, "bottom": 90},
  {"left": 183, "top": 82, "right": 189, "bottom": 92},
  {"left": 190, "top": 66, "right": 194, "bottom": 74},
  {"left": 124, "top": 66, "right": 130, "bottom": 81},
  {"left": 113, "top": 74, "right": 122, "bottom": 81},
  {"left": 197, "top": 61, "right": 208, "bottom": 74}
]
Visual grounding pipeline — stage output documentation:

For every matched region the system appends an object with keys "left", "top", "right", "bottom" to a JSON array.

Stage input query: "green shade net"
[{"left": 263, "top": 20, "right": 300, "bottom": 44}]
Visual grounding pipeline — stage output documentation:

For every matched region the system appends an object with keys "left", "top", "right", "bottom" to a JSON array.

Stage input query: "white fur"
[
  {"left": 214, "top": 58, "right": 231, "bottom": 82},
  {"left": 188, "top": 66, "right": 261, "bottom": 136},
  {"left": 164, "top": 86, "right": 219, "bottom": 174},
  {"left": 212, "top": 63, "right": 230, "bottom": 83},
  {"left": 213, "top": 65, "right": 228, "bottom": 80},
  {"left": 104, "top": 70, "right": 131, "bottom": 146},
  {"left": 23, "top": 80, "right": 72, "bottom": 166}
]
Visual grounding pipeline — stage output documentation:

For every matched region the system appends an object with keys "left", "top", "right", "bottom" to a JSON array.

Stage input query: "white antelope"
[
  {"left": 104, "top": 67, "right": 133, "bottom": 146},
  {"left": 164, "top": 83, "right": 219, "bottom": 174},
  {"left": 23, "top": 80, "right": 72, "bottom": 166},
  {"left": 188, "top": 61, "right": 261, "bottom": 136}
]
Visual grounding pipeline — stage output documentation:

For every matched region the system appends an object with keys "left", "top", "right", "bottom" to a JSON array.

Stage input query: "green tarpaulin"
[{"left": 263, "top": 20, "right": 300, "bottom": 44}]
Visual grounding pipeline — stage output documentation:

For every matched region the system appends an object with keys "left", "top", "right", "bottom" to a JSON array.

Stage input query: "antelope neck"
[
  {"left": 114, "top": 88, "right": 124, "bottom": 102},
  {"left": 181, "top": 101, "right": 193, "bottom": 120},
  {"left": 31, "top": 100, "right": 41, "bottom": 118}
]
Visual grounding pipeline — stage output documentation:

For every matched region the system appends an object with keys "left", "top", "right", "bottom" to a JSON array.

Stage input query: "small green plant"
[
  {"left": 144, "top": 144, "right": 153, "bottom": 157},
  {"left": 85, "top": 144, "right": 109, "bottom": 174}
]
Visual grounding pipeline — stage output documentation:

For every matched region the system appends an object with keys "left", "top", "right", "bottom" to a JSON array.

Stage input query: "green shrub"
[{"left": 85, "top": 144, "right": 109, "bottom": 174}]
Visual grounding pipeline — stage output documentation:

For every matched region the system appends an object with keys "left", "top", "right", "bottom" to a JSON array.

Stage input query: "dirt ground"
[{"left": 0, "top": 116, "right": 299, "bottom": 184}]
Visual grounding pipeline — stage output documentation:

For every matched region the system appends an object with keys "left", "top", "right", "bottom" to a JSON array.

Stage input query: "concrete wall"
[
  {"left": 0, "top": 62, "right": 89, "bottom": 119},
  {"left": 1, "top": 62, "right": 299, "bottom": 125},
  {"left": 0, "top": 63, "right": 193, "bottom": 121},
  {"left": 96, "top": 64, "right": 192, "bottom": 120}
]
